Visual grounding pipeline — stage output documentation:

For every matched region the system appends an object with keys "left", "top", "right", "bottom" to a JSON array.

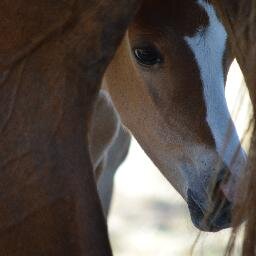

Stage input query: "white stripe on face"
[{"left": 184, "top": 0, "right": 246, "bottom": 176}]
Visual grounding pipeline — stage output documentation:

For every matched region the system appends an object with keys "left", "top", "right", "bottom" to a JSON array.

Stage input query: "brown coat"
[{"left": 0, "top": 1, "right": 140, "bottom": 255}]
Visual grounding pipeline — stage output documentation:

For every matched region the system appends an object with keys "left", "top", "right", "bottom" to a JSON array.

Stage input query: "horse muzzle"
[
  {"left": 186, "top": 146, "right": 247, "bottom": 232},
  {"left": 187, "top": 182, "right": 232, "bottom": 232},
  {"left": 162, "top": 141, "right": 246, "bottom": 231}
]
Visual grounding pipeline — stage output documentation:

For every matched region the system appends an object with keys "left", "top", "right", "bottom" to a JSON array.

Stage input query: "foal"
[{"left": 103, "top": 0, "right": 246, "bottom": 232}]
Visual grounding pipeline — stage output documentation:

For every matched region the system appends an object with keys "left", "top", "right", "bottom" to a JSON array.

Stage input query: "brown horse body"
[
  {"left": 0, "top": 1, "right": 140, "bottom": 255},
  {"left": 0, "top": 0, "right": 253, "bottom": 254}
]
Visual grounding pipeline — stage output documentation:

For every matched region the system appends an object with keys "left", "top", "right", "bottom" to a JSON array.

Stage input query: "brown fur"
[
  {"left": 104, "top": 0, "right": 246, "bottom": 233},
  {"left": 89, "top": 90, "right": 131, "bottom": 216},
  {"left": 0, "top": 0, "right": 141, "bottom": 255},
  {"left": 211, "top": 0, "right": 256, "bottom": 254}
]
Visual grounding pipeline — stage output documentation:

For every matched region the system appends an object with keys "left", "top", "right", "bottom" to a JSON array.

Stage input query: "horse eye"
[{"left": 133, "top": 47, "right": 163, "bottom": 67}]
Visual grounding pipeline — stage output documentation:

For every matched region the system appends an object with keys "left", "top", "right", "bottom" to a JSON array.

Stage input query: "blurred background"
[{"left": 107, "top": 60, "right": 252, "bottom": 256}]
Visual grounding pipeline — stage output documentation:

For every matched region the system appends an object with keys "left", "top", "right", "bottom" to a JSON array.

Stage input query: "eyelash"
[{"left": 133, "top": 46, "right": 163, "bottom": 67}]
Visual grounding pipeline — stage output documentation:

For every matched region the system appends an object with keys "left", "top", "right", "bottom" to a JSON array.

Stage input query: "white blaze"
[{"left": 184, "top": 0, "right": 246, "bottom": 178}]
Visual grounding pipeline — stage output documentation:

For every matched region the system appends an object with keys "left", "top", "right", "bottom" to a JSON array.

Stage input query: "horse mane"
[{"left": 211, "top": 0, "right": 256, "bottom": 255}]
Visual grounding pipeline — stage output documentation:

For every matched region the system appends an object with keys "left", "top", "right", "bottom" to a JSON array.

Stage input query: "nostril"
[
  {"left": 209, "top": 169, "right": 232, "bottom": 222},
  {"left": 187, "top": 187, "right": 232, "bottom": 231},
  {"left": 211, "top": 179, "right": 226, "bottom": 206},
  {"left": 217, "top": 167, "right": 231, "bottom": 185},
  {"left": 211, "top": 168, "right": 231, "bottom": 203}
]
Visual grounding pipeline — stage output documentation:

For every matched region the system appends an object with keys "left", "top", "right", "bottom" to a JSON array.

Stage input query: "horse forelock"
[{"left": 134, "top": 0, "right": 209, "bottom": 36}]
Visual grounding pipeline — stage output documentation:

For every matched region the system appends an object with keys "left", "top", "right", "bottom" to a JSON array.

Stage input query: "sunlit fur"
[
  {"left": 104, "top": 0, "right": 247, "bottom": 231},
  {"left": 184, "top": 0, "right": 246, "bottom": 202},
  {"left": 211, "top": 0, "right": 256, "bottom": 254}
]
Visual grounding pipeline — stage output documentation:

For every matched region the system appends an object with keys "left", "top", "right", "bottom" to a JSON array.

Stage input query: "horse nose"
[
  {"left": 187, "top": 169, "right": 233, "bottom": 232},
  {"left": 208, "top": 168, "right": 233, "bottom": 229},
  {"left": 210, "top": 167, "right": 231, "bottom": 205}
]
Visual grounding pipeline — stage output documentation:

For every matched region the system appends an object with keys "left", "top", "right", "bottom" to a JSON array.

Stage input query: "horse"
[
  {"left": 101, "top": 0, "right": 247, "bottom": 232},
  {"left": 0, "top": 0, "right": 140, "bottom": 255},
  {"left": 0, "top": 0, "right": 250, "bottom": 255},
  {"left": 89, "top": 90, "right": 131, "bottom": 216},
  {"left": 211, "top": 0, "right": 256, "bottom": 254}
]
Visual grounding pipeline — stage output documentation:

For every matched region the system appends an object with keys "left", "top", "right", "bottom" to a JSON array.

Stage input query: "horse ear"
[{"left": 89, "top": 90, "right": 121, "bottom": 173}]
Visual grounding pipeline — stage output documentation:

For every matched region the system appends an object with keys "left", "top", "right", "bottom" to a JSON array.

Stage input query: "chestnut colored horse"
[
  {"left": 0, "top": 0, "right": 252, "bottom": 255},
  {"left": 0, "top": 0, "right": 140, "bottom": 255},
  {"left": 101, "top": 0, "right": 247, "bottom": 232},
  {"left": 211, "top": 0, "right": 256, "bottom": 254}
]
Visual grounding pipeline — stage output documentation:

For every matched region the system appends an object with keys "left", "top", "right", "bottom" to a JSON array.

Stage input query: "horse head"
[{"left": 104, "top": 0, "right": 247, "bottom": 231}]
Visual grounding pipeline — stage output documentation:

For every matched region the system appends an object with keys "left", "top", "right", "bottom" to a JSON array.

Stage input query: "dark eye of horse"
[{"left": 133, "top": 47, "right": 163, "bottom": 67}]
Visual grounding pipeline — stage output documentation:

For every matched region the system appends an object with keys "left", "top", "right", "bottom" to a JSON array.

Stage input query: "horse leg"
[
  {"left": 97, "top": 125, "right": 131, "bottom": 216},
  {"left": 89, "top": 90, "right": 131, "bottom": 217}
]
